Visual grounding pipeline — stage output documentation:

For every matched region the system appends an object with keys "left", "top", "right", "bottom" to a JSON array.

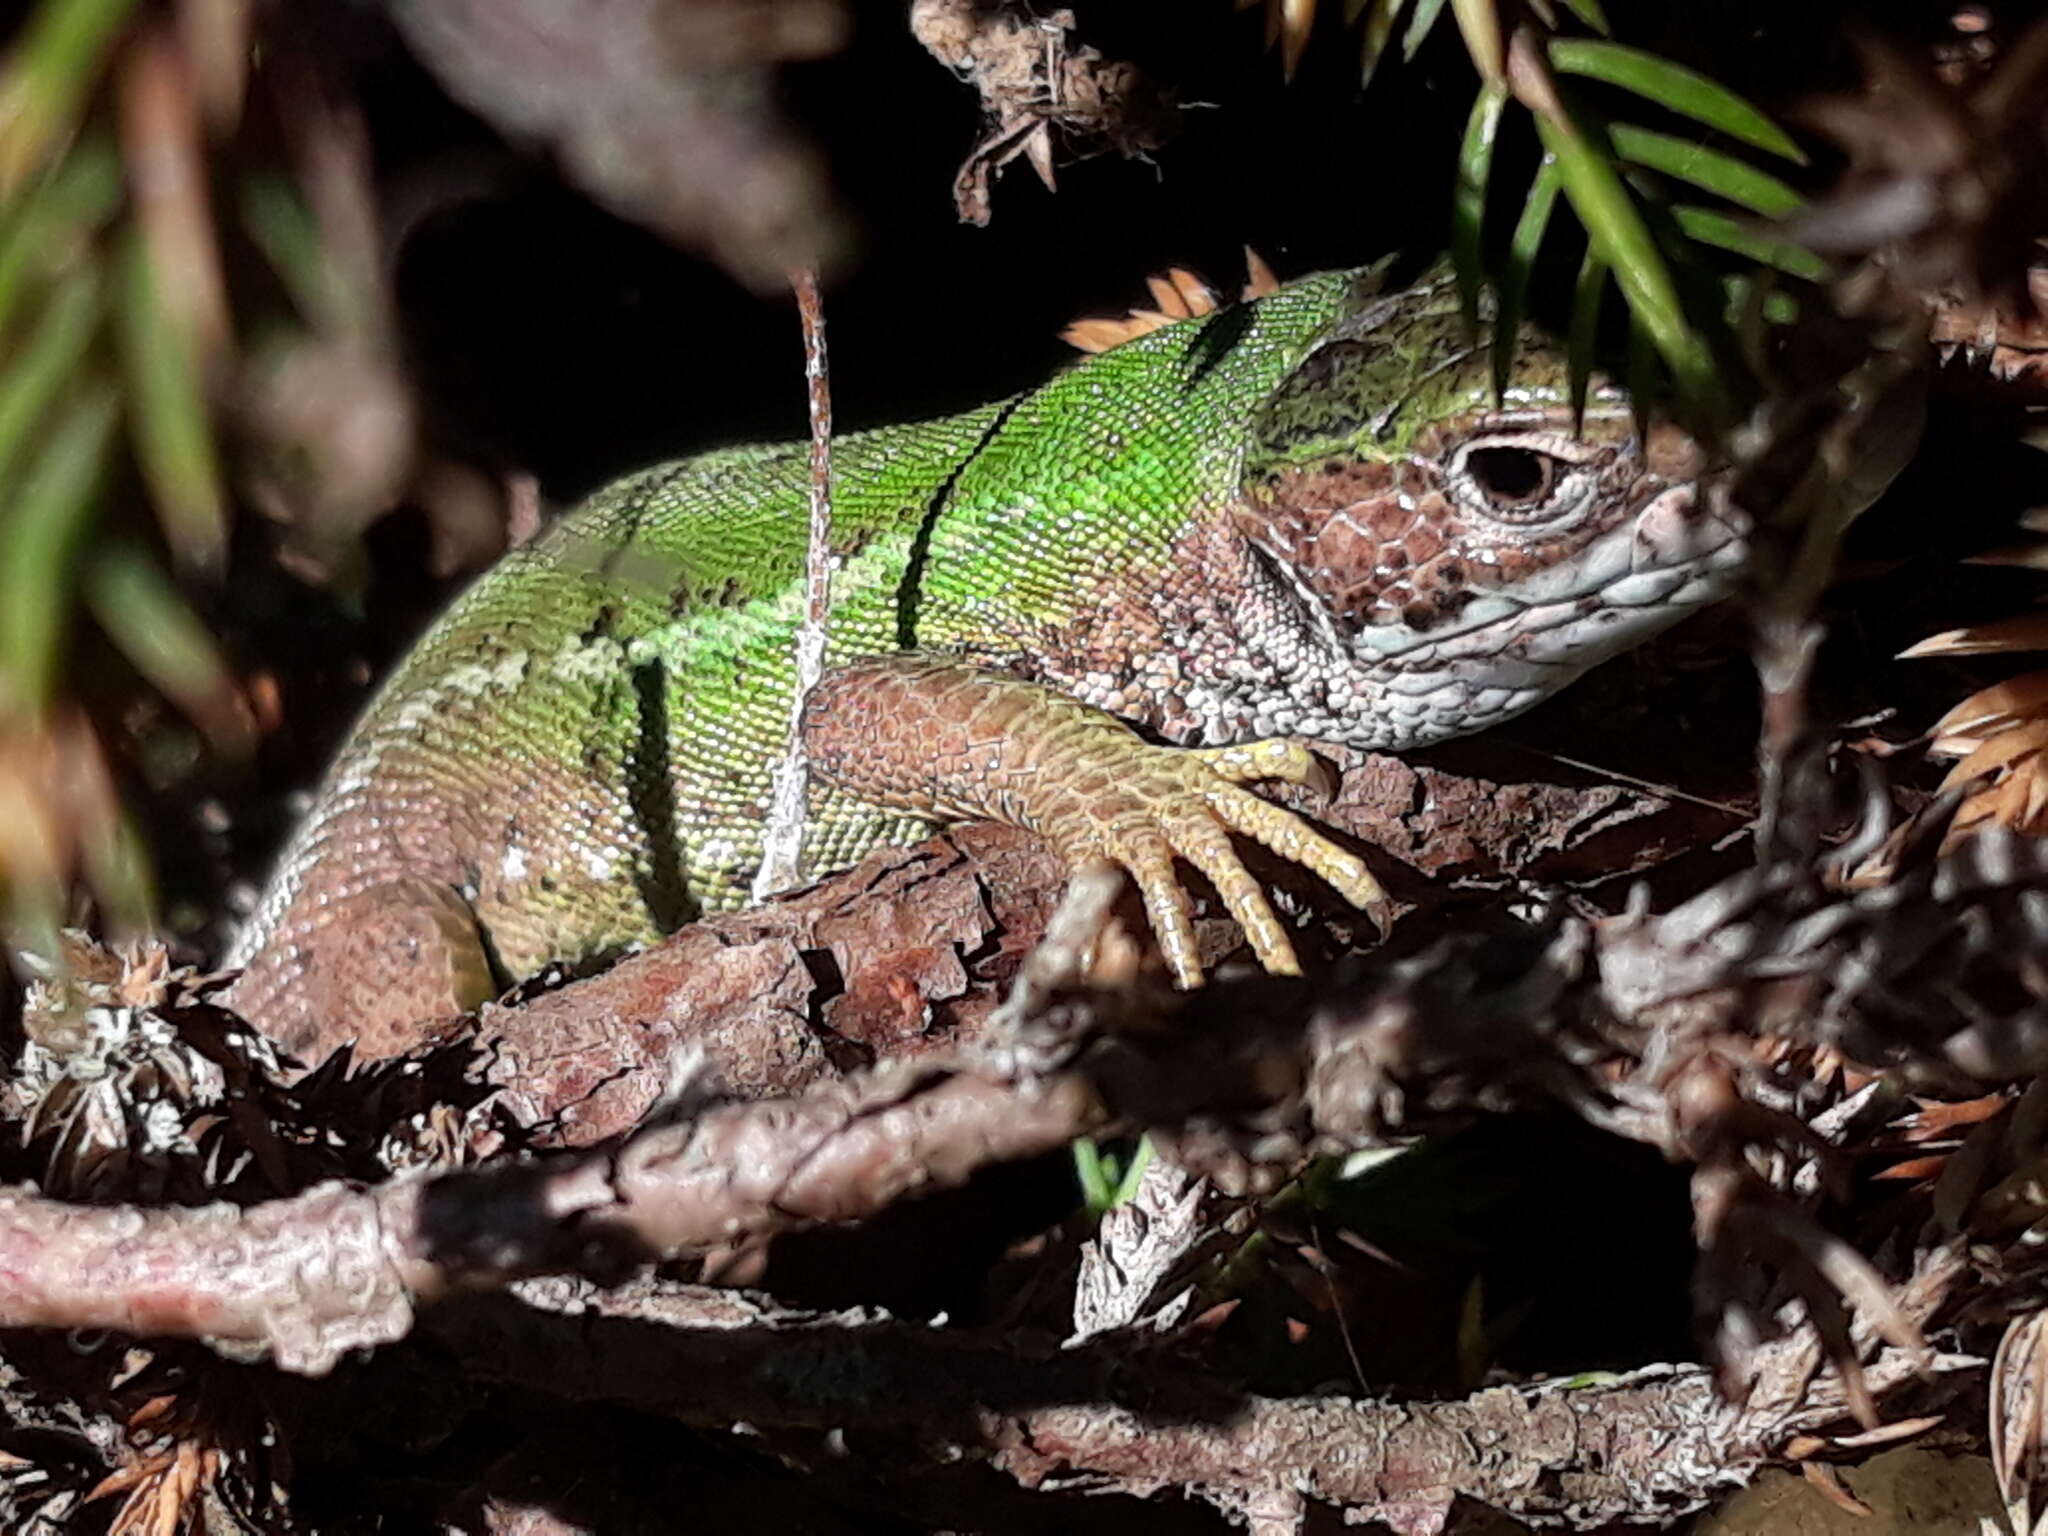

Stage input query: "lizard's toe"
[
  {"left": 1188, "top": 738, "right": 1334, "bottom": 799},
  {"left": 806, "top": 657, "right": 1385, "bottom": 984},
  {"left": 1203, "top": 780, "right": 1388, "bottom": 929},
  {"left": 1187, "top": 745, "right": 1387, "bottom": 928},
  {"left": 1155, "top": 807, "right": 1302, "bottom": 978},
  {"left": 1062, "top": 815, "right": 1206, "bottom": 987}
]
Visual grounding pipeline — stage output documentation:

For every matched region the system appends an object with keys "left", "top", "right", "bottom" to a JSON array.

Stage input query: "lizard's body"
[{"left": 227, "top": 268, "right": 1747, "bottom": 1057}]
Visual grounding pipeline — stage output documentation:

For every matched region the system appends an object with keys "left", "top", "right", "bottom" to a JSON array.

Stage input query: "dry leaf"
[
  {"left": 1061, "top": 249, "right": 1278, "bottom": 352},
  {"left": 1902, "top": 611, "right": 2048, "bottom": 658},
  {"left": 1932, "top": 671, "right": 2048, "bottom": 750},
  {"left": 1899, "top": 1092, "right": 2013, "bottom": 1140},
  {"left": 1993, "top": 1310, "right": 2048, "bottom": 1534},
  {"left": 1237, "top": 0, "right": 1319, "bottom": 80},
  {"left": 1800, "top": 1461, "right": 1876, "bottom": 1517}
]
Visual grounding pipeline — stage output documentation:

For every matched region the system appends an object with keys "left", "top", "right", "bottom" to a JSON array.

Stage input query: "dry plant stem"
[
  {"left": 1753, "top": 616, "right": 1823, "bottom": 847},
  {"left": 754, "top": 265, "right": 833, "bottom": 900},
  {"left": 175, "top": 0, "right": 253, "bottom": 134},
  {"left": 554, "top": 1060, "right": 1106, "bottom": 1249},
  {"left": 1748, "top": 326, "right": 1927, "bottom": 842},
  {"left": 1750, "top": 444, "right": 1855, "bottom": 844},
  {"left": 0, "top": 932, "right": 1931, "bottom": 1380},
  {"left": 269, "top": 44, "right": 390, "bottom": 346}
]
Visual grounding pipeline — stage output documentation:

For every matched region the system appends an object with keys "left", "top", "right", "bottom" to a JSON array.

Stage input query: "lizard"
[{"left": 224, "top": 263, "right": 1748, "bottom": 1061}]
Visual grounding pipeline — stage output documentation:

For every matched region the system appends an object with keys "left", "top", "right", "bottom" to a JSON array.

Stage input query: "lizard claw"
[
  {"left": 1187, "top": 738, "right": 1336, "bottom": 800},
  {"left": 1039, "top": 741, "right": 1386, "bottom": 988}
]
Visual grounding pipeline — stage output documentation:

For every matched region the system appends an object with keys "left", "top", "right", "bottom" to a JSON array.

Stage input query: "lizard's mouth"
[{"left": 1349, "top": 480, "right": 1749, "bottom": 670}]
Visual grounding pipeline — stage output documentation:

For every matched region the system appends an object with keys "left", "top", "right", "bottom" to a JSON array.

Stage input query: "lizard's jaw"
[
  {"left": 1315, "top": 483, "right": 1748, "bottom": 749},
  {"left": 1349, "top": 482, "right": 1745, "bottom": 656}
]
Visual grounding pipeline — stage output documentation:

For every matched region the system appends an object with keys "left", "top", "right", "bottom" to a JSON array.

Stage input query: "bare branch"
[{"left": 428, "top": 1250, "right": 1971, "bottom": 1536}]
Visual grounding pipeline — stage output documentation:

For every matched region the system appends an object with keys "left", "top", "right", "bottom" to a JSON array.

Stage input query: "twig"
[
  {"left": 0, "top": 1057, "right": 1110, "bottom": 1374},
  {"left": 754, "top": 265, "right": 834, "bottom": 901}
]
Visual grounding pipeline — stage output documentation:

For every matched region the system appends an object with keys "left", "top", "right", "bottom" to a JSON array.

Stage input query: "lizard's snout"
[{"left": 1627, "top": 481, "right": 1748, "bottom": 589}]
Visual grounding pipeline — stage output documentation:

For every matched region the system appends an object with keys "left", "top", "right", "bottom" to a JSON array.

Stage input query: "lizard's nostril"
[{"left": 1630, "top": 487, "right": 1702, "bottom": 568}]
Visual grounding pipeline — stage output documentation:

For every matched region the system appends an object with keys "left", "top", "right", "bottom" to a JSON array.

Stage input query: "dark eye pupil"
[{"left": 1466, "top": 446, "right": 1555, "bottom": 505}]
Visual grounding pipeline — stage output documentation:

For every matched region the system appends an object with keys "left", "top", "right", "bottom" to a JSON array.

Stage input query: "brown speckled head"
[{"left": 1237, "top": 272, "right": 1740, "bottom": 677}]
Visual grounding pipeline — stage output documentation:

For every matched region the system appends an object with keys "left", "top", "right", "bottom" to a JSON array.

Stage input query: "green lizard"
[{"left": 225, "top": 265, "right": 1746, "bottom": 1059}]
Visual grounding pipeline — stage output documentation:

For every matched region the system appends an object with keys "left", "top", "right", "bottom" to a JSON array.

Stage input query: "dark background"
[{"left": 372, "top": 0, "right": 1924, "bottom": 496}]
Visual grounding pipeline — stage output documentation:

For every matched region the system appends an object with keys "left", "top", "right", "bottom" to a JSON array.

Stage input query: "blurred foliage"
[
  {"left": 384, "top": 0, "right": 848, "bottom": 286},
  {"left": 0, "top": 0, "right": 418, "bottom": 971}
]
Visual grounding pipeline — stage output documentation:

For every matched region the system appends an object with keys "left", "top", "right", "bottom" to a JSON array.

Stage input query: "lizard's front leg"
[{"left": 802, "top": 656, "right": 1388, "bottom": 985}]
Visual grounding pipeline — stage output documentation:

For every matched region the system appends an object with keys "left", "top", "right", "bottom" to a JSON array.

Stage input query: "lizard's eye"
[
  {"left": 1446, "top": 434, "right": 1600, "bottom": 527},
  {"left": 1465, "top": 446, "right": 1555, "bottom": 505}
]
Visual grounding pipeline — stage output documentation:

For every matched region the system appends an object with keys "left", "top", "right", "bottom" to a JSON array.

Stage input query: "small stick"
[{"left": 753, "top": 268, "right": 834, "bottom": 901}]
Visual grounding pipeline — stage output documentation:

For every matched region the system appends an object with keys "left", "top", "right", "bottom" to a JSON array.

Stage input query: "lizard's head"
[{"left": 1236, "top": 270, "right": 1748, "bottom": 745}]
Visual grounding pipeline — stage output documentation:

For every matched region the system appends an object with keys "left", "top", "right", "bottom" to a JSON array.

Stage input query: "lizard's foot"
[
  {"left": 804, "top": 656, "right": 1387, "bottom": 989},
  {"left": 1034, "top": 740, "right": 1385, "bottom": 987}
]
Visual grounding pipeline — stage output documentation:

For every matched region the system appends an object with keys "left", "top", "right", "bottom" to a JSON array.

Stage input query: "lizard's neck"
[{"left": 1003, "top": 510, "right": 1415, "bottom": 750}]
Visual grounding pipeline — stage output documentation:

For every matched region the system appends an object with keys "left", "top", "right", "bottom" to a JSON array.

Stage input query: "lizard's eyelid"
[{"left": 1455, "top": 429, "right": 1605, "bottom": 465}]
